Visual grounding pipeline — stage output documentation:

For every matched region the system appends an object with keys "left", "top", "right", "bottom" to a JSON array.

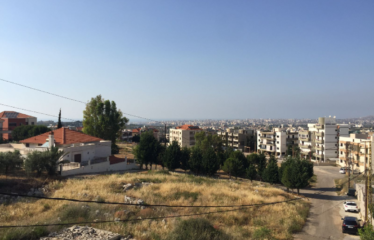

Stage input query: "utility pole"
[{"left": 366, "top": 140, "right": 373, "bottom": 225}]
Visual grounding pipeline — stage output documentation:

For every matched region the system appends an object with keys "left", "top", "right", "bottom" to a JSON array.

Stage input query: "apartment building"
[
  {"left": 338, "top": 134, "right": 373, "bottom": 173},
  {"left": 257, "top": 128, "right": 297, "bottom": 157},
  {"left": 0, "top": 111, "right": 37, "bottom": 140},
  {"left": 132, "top": 126, "right": 160, "bottom": 141},
  {"left": 169, "top": 124, "right": 203, "bottom": 148},
  {"left": 217, "top": 128, "right": 256, "bottom": 152},
  {"left": 299, "top": 116, "right": 349, "bottom": 161}
]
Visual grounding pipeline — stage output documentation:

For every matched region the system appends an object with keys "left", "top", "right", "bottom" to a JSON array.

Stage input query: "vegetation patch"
[{"left": 171, "top": 191, "right": 199, "bottom": 202}]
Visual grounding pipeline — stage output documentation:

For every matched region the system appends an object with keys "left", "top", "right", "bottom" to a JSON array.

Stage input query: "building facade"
[
  {"left": 132, "top": 126, "right": 160, "bottom": 141},
  {"left": 338, "top": 134, "right": 373, "bottom": 174},
  {"left": 0, "top": 111, "right": 37, "bottom": 140},
  {"left": 299, "top": 117, "right": 349, "bottom": 161},
  {"left": 217, "top": 128, "right": 256, "bottom": 152},
  {"left": 169, "top": 124, "right": 202, "bottom": 148}
]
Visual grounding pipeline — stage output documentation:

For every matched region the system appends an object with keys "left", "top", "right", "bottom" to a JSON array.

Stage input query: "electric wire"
[{"left": 0, "top": 192, "right": 304, "bottom": 208}]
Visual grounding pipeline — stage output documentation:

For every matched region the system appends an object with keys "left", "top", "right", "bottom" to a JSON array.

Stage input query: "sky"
[{"left": 0, "top": 0, "right": 373, "bottom": 122}]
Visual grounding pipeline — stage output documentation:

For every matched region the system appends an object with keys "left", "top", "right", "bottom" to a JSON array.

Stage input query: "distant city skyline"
[{"left": 1, "top": 1, "right": 373, "bottom": 120}]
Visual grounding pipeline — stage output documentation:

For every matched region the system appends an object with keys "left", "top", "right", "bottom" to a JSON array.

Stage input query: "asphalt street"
[{"left": 293, "top": 166, "right": 361, "bottom": 240}]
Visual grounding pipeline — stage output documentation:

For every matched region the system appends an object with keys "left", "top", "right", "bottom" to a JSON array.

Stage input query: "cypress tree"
[{"left": 57, "top": 109, "right": 62, "bottom": 129}]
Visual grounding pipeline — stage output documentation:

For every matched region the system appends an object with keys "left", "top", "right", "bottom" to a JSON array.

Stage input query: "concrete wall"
[
  {"left": 59, "top": 141, "right": 111, "bottom": 163},
  {"left": 60, "top": 158, "right": 138, "bottom": 176}
]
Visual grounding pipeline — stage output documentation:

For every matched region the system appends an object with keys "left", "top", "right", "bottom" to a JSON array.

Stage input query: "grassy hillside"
[{"left": 0, "top": 171, "right": 309, "bottom": 240}]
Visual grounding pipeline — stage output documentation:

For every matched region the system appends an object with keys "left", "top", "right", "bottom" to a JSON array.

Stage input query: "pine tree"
[
  {"left": 246, "top": 164, "right": 257, "bottom": 182},
  {"left": 202, "top": 147, "right": 219, "bottom": 176},
  {"left": 222, "top": 157, "right": 242, "bottom": 179},
  {"left": 189, "top": 146, "right": 203, "bottom": 175},
  {"left": 262, "top": 155, "right": 279, "bottom": 184},
  {"left": 57, "top": 109, "right": 62, "bottom": 129}
]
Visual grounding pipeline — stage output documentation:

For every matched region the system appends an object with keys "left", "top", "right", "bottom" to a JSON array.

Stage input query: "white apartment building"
[
  {"left": 299, "top": 116, "right": 349, "bottom": 161},
  {"left": 169, "top": 124, "right": 203, "bottom": 148},
  {"left": 257, "top": 128, "right": 295, "bottom": 157},
  {"left": 217, "top": 128, "right": 256, "bottom": 152},
  {"left": 338, "top": 134, "right": 374, "bottom": 173}
]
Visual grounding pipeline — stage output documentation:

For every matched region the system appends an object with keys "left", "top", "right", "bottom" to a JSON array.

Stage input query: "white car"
[{"left": 344, "top": 201, "right": 359, "bottom": 212}]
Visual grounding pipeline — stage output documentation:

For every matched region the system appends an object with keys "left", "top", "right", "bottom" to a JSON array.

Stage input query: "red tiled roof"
[
  {"left": 175, "top": 124, "right": 202, "bottom": 130},
  {"left": 132, "top": 128, "right": 159, "bottom": 133},
  {"left": 109, "top": 156, "right": 126, "bottom": 165},
  {"left": 20, "top": 128, "right": 103, "bottom": 145},
  {"left": 0, "top": 111, "right": 35, "bottom": 119}
]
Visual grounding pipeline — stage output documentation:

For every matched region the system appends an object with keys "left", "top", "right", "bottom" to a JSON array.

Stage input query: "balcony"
[
  {"left": 314, "top": 152, "right": 323, "bottom": 157},
  {"left": 315, "top": 132, "right": 324, "bottom": 137},
  {"left": 300, "top": 145, "right": 311, "bottom": 149},
  {"left": 233, "top": 138, "right": 239, "bottom": 142},
  {"left": 299, "top": 137, "right": 309, "bottom": 141},
  {"left": 315, "top": 139, "right": 324, "bottom": 144},
  {"left": 315, "top": 146, "right": 324, "bottom": 151},
  {"left": 233, "top": 133, "right": 239, "bottom": 137},
  {"left": 263, "top": 137, "right": 275, "bottom": 141},
  {"left": 315, "top": 124, "right": 323, "bottom": 129}
]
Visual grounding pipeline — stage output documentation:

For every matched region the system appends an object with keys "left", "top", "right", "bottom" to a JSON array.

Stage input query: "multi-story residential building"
[
  {"left": 132, "top": 126, "right": 160, "bottom": 141},
  {"left": 338, "top": 134, "right": 373, "bottom": 174},
  {"left": 257, "top": 128, "right": 292, "bottom": 157},
  {"left": 217, "top": 128, "right": 256, "bottom": 152},
  {"left": 169, "top": 124, "right": 202, "bottom": 148},
  {"left": 299, "top": 116, "right": 349, "bottom": 161},
  {"left": 0, "top": 111, "right": 37, "bottom": 140}
]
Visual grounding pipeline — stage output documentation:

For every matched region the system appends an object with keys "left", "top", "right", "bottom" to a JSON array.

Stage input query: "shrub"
[
  {"left": 166, "top": 218, "right": 230, "bottom": 240},
  {"left": 252, "top": 227, "right": 273, "bottom": 240},
  {"left": 2, "top": 227, "right": 48, "bottom": 240},
  {"left": 171, "top": 191, "right": 199, "bottom": 202}
]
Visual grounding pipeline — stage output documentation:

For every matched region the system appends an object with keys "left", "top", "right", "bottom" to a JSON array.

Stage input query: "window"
[
  {"left": 277, "top": 141, "right": 279, "bottom": 144},
  {"left": 277, "top": 136, "right": 279, "bottom": 138},
  {"left": 335, "top": 137, "right": 337, "bottom": 139},
  {"left": 26, "top": 143, "right": 30, "bottom": 147},
  {"left": 277, "top": 147, "right": 279, "bottom": 150},
  {"left": 31, "top": 122, "right": 34, "bottom": 125}
]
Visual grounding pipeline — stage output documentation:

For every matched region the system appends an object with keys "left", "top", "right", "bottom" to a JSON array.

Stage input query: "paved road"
[{"left": 293, "top": 166, "right": 360, "bottom": 240}]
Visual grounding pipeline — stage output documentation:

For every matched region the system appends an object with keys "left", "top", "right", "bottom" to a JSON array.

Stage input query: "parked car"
[
  {"left": 344, "top": 201, "right": 359, "bottom": 212},
  {"left": 341, "top": 216, "right": 361, "bottom": 234},
  {"left": 340, "top": 167, "right": 351, "bottom": 174}
]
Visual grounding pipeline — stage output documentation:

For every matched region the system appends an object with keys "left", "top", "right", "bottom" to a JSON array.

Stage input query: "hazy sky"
[{"left": 1, "top": 1, "right": 373, "bottom": 122}]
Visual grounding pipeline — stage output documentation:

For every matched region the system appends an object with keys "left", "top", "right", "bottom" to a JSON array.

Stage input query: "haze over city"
[{"left": 1, "top": 0, "right": 373, "bottom": 122}]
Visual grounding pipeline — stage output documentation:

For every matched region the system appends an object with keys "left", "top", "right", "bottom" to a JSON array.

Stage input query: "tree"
[
  {"left": 57, "top": 109, "right": 62, "bottom": 128},
  {"left": 359, "top": 224, "right": 374, "bottom": 240},
  {"left": 229, "top": 151, "right": 248, "bottom": 174},
  {"left": 189, "top": 146, "right": 203, "bottom": 175},
  {"left": 24, "top": 147, "right": 64, "bottom": 176},
  {"left": 202, "top": 147, "right": 219, "bottom": 177},
  {"left": 222, "top": 157, "right": 242, "bottom": 179},
  {"left": 163, "top": 141, "right": 181, "bottom": 171},
  {"left": 11, "top": 125, "right": 50, "bottom": 141},
  {"left": 180, "top": 147, "right": 191, "bottom": 172},
  {"left": 132, "top": 135, "right": 140, "bottom": 143},
  {"left": 0, "top": 150, "right": 23, "bottom": 176},
  {"left": 281, "top": 158, "right": 311, "bottom": 194},
  {"left": 83, "top": 95, "right": 129, "bottom": 154},
  {"left": 246, "top": 164, "right": 257, "bottom": 182},
  {"left": 257, "top": 152, "right": 267, "bottom": 178},
  {"left": 133, "top": 131, "right": 159, "bottom": 169},
  {"left": 262, "top": 155, "right": 279, "bottom": 184}
]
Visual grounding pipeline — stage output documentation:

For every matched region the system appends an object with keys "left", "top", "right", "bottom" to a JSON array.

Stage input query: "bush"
[
  {"left": 2, "top": 226, "right": 48, "bottom": 240},
  {"left": 24, "top": 147, "right": 64, "bottom": 176},
  {"left": 166, "top": 218, "right": 230, "bottom": 240},
  {"left": 252, "top": 227, "right": 273, "bottom": 240}
]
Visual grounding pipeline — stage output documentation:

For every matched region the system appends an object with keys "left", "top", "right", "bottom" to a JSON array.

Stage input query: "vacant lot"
[{"left": 0, "top": 171, "right": 310, "bottom": 240}]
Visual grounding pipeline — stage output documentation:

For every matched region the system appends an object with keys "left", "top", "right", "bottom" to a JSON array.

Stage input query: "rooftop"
[
  {"left": 0, "top": 111, "right": 35, "bottom": 119},
  {"left": 175, "top": 124, "right": 202, "bottom": 130},
  {"left": 20, "top": 128, "right": 103, "bottom": 145}
]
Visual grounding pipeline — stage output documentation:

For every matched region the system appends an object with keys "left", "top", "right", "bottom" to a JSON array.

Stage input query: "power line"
[
  {"left": 0, "top": 206, "right": 250, "bottom": 229},
  {"left": 0, "top": 78, "right": 163, "bottom": 124},
  {"left": 0, "top": 192, "right": 304, "bottom": 208},
  {"left": 0, "top": 103, "right": 78, "bottom": 121}
]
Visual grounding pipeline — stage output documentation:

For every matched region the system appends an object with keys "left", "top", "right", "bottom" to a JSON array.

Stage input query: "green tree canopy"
[
  {"left": 133, "top": 131, "right": 160, "bottom": 169},
  {"left": 57, "top": 109, "right": 62, "bottom": 129},
  {"left": 83, "top": 95, "right": 129, "bottom": 154},
  {"left": 281, "top": 158, "right": 312, "bottom": 194},
  {"left": 222, "top": 157, "right": 243, "bottom": 179},
  {"left": 24, "top": 147, "right": 64, "bottom": 176},
  {"left": 246, "top": 164, "right": 257, "bottom": 182},
  {"left": 202, "top": 147, "right": 219, "bottom": 176},
  {"left": 262, "top": 155, "right": 279, "bottom": 184},
  {"left": 163, "top": 141, "right": 181, "bottom": 171},
  {"left": 11, "top": 125, "right": 50, "bottom": 141},
  {"left": 180, "top": 146, "right": 191, "bottom": 172},
  {"left": 229, "top": 150, "right": 248, "bottom": 174},
  {"left": 0, "top": 150, "right": 23, "bottom": 176},
  {"left": 189, "top": 146, "right": 203, "bottom": 175}
]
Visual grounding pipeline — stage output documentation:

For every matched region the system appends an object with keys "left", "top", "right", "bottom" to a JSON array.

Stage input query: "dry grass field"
[{"left": 0, "top": 171, "right": 310, "bottom": 240}]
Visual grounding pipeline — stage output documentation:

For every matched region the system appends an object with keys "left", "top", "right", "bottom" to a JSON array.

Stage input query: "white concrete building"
[
  {"left": 257, "top": 128, "right": 296, "bottom": 157},
  {"left": 169, "top": 124, "right": 203, "bottom": 148},
  {"left": 338, "top": 134, "right": 374, "bottom": 174},
  {"left": 299, "top": 116, "right": 349, "bottom": 161}
]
